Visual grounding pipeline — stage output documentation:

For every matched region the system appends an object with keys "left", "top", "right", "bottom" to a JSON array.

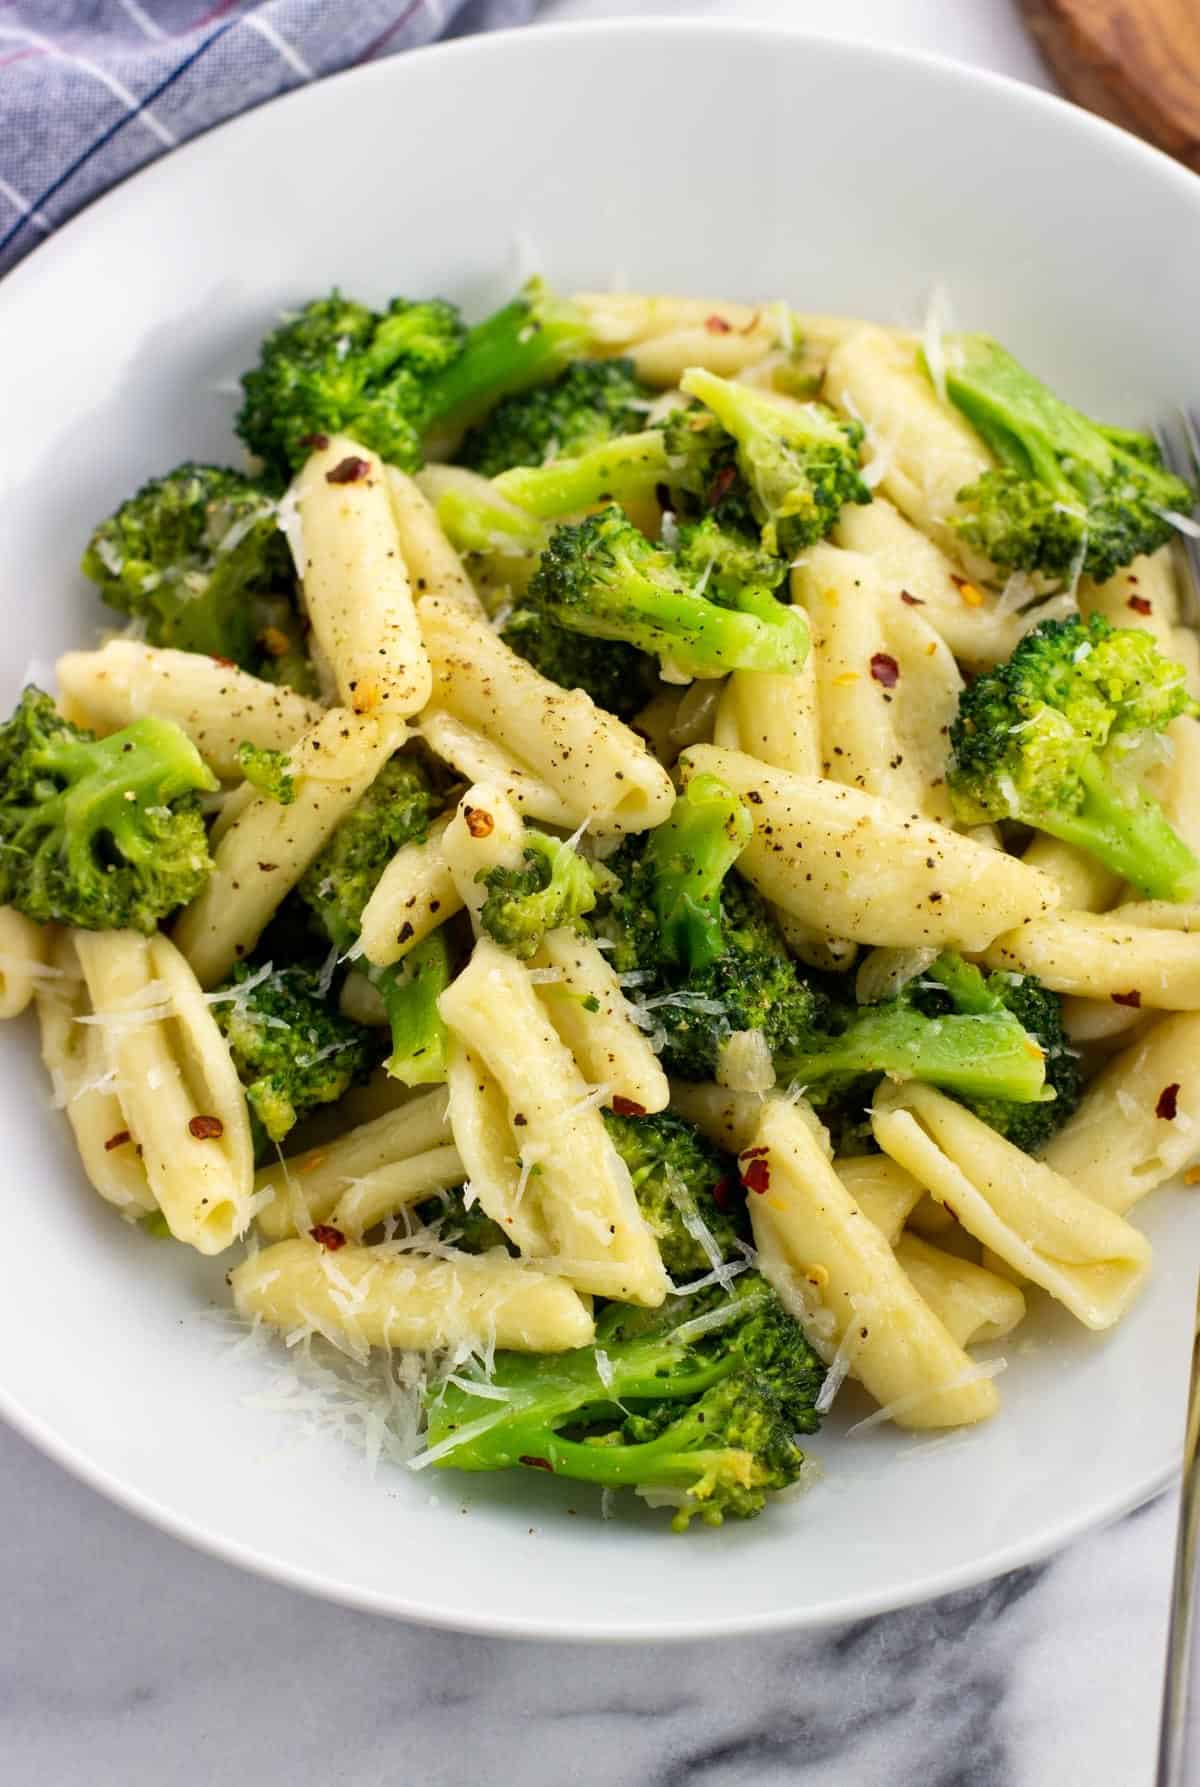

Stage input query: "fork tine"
[{"left": 1154, "top": 417, "right": 1200, "bottom": 628}]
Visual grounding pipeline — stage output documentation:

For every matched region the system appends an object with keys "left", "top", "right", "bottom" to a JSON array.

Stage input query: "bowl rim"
[{"left": 0, "top": 13, "right": 1189, "bottom": 1640}]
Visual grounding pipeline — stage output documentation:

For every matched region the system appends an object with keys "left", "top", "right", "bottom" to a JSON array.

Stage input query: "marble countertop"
[{"left": 2, "top": 4, "right": 1195, "bottom": 1785}]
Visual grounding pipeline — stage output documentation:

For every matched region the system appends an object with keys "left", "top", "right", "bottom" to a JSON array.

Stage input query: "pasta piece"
[
  {"left": 572, "top": 292, "right": 791, "bottom": 382},
  {"left": 441, "top": 783, "right": 528, "bottom": 925},
  {"left": 445, "top": 1036, "right": 550, "bottom": 1255},
  {"left": 35, "top": 932, "right": 156, "bottom": 1215},
  {"left": 174, "top": 707, "right": 403, "bottom": 987},
  {"left": 329, "top": 1143, "right": 465, "bottom": 1238},
  {"left": 871, "top": 1081, "right": 1151, "bottom": 1328},
  {"left": 1019, "top": 837, "right": 1122, "bottom": 913},
  {"left": 980, "top": 907, "right": 1200, "bottom": 1008},
  {"left": 823, "top": 327, "right": 993, "bottom": 562},
  {"left": 54, "top": 640, "right": 323, "bottom": 780},
  {"left": 746, "top": 1099, "right": 1000, "bottom": 1428},
  {"left": 255, "top": 1087, "right": 452, "bottom": 1240},
  {"left": 894, "top": 1234, "right": 1026, "bottom": 1347},
  {"left": 338, "top": 970, "right": 388, "bottom": 1027},
  {"left": 834, "top": 1155, "right": 926, "bottom": 1246},
  {"left": 1059, "top": 994, "right": 1148, "bottom": 1047},
  {"left": 420, "top": 709, "right": 575, "bottom": 828},
  {"left": 1143, "top": 715, "right": 1200, "bottom": 858},
  {"left": 0, "top": 905, "right": 51, "bottom": 1019},
  {"left": 417, "top": 595, "right": 674, "bottom": 835},
  {"left": 384, "top": 466, "right": 484, "bottom": 613},
  {"left": 667, "top": 1080, "right": 763, "bottom": 1154},
  {"left": 1042, "top": 1013, "right": 1200, "bottom": 1213},
  {"left": 73, "top": 930, "right": 254, "bottom": 1253},
  {"left": 532, "top": 928, "right": 670, "bottom": 1115},
  {"left": 232, "top": 1238, "right": 594, "bottom": 1356},
  {"left": 905, "top": 1194, "right": 956, "bottom": 1239},
  {"left": 291, "top": 436, "right": 431, "bottom": 717},
  {"left": 680, "top": 744, "right": 1060, "bottom": 951},
  {"left": 772, "top": 910, "right": 858, "bottom": 975},
  {"left": 358, "top": 811, "right": 462, "bottom": 969},
  {"left": 714, "top": 573, "right": 821, "bottom": 777},
  {"left": 832, "top": 495, "right": 1025, "bottom": 666},
  {"left": 794, "top": 542, "right": 961, "bottom": 820},
  {"left": 1079, "top": 548, "right": 1179, "bottom": 650},
  {"left": 439, "top": 938, "right": 669, "bottom": 1304}
]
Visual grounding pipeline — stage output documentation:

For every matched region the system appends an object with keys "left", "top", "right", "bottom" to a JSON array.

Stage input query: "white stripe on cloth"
[
  {"left": 241, "top": 13, "right": 316, "bottom": 82},
  {"left": 0, "top": 25, "right": 178, "bottom": 146},
  {"left": 0, "top": 174, "right": 52, "bottom": 236}
]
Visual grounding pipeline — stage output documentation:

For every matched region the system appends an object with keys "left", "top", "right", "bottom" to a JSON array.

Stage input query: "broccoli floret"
[
  {"left": 235, "top": 742, "right": 295, "bottom": 804},
  {"left": 458, "top": 357, "right": 652, "bottom": 476},
  {"left": 499, "top": 605, "right": 660, "bottom": 720},
  {"left": 422, "top": 1272, "right": 823, "bottom": 1529},
  {"left": 0, "top": 688, "right": 216, "bottom": 932},
  {"left": 518, "top": 505, "right": 807, "bottom": 681},
  {"left": 212, "top": 961, "right": 374, "bottom": 1147},
  {"left": 678, "top": 368, "right": 871, "bottom": 555},
  {"left": 477, "top": 827, "right": 600, "bottom": 959},
  {"left": 948, "top": 615, "right": 1200, "bottom": 900},
  {"left": 419, "top": 1185, "right": 516, "bottom": 1256},
  {"left": 81, "top": 464, "right": 299, "bottom": 674},
  {"left": 604, "top": 1108, "right": 748, "bottom": 1279},
  {"left": 932, "top": 334, "right": 1196, "bottom": 583},
  {"left": 296, "top": 749, "right": 453, "bottom": 1087},
  {"left": 603, "top": 785, "right": 1048, "bottom": 1107},
  {"left": 912, "top": 954, "right": 1082, "bottom": 1151},
  {"left": 636, "top": 770, "right": 754, "bottom": 974},
  {"left": 238, "top": 279, "right": 593, "bottom": 483}
]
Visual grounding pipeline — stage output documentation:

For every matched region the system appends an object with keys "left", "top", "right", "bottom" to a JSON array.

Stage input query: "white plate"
[{"left": 0, "top": 19, "right": 1197, "bottom": 1641}]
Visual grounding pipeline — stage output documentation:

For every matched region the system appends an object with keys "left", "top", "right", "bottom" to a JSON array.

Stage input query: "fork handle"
[{"left": 1018, "top": 0, "right": 1200, "bottom": 172}]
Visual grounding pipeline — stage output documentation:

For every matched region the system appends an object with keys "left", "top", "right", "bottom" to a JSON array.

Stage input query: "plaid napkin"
[{"left": 0, "top": 0, "right": 535, "bottom": 276}]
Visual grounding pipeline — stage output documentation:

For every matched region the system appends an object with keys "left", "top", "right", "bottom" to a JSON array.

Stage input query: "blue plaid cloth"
[{"left": 0, "top": 0, "right": 535, "bottom": 276}]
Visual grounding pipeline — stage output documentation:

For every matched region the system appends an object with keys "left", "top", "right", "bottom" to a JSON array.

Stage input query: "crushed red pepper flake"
[
  {"left": 1156, "top": 1083, "right": 1181, "bottom": 1121},
  {"left": 870, "top": 652, "right": 900, "bottom": 688},
  {"left": 299, "top": 431, "right": 331, "bottom": 450},
  {"left": 309, "top": 1223, "right": 347, "bottom": 1251},
  {"left": 1111, "top": 989, "right": 1142, "bottom": 1008},
  {"left": 464, "top": 805, "right": 494, "bottom": 839},
  {"left": 210, "top": 655, "right": 237, "bottom": 669},
  {"left": 1127, "top": 595, "right": 1153, "bottom": 616},
  {"left": 739, "top": 1145, "right": 769, "bottom": 1159},
  {"left": 519, "top": 1455, "right": 553, "bottom": 1471},
  {"left": 707, "top": 463, "right": 738, "bottom": 506},
  {"left": 326, "top": 455, "right": 371, "bottom": 485},
  {"left": 899, "top": 589, "right": 924, "bottom": 606},
  {"left": 711, "top": 1174, "right": 737, "bottom": 1211},
  {"left": 610, "top": 1095, "right": 647, "bottom": 1118},
  {"left": 741, "top": 1157, "right": 771, "bottom": 1194},
  {"left": 188, "top": 1114, "right": 224, "bottom": 1140},
  {"left": 104, "top": 1130, "right": 131, "bottom": 1151},
  {"left": 705, "top": 314, "right": 732, "bottom": 333}
]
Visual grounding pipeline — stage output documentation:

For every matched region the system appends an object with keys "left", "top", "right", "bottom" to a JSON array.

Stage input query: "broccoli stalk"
[
  {"left": 933, "top": 335, "right": 1196, "bottom": 583},
  {"left": 0, "top": 688, "right": 216, "bottom": 932},
  {"left": 491, "top": 430, "right": 675, "bottom": 518},
  {"left": 457, "top": 357, "right": 652, "bottom": 477},
  {"left": 477, "top": 827, "right": 600, "bottom": 959},
  {"left": 419, "top": 280, "right": 595, "bottom": 435},
  {"left": 678, "top": 368, "right": 871, "bottom": 555},
  {"left": 948, "top": 615, "right": 1200, "bottom": 901},
  {"left": 81, "top": 464, "right": 304, "bottom": 681},
  {"left": 522, "top": 505, "right": 807, "bottom": 680},
  {"left": 640, "top": 771, "right": 753, "bottom": 974},
  {"left": 423, "top": 1273, "right": 824, "bottom": 1529}
]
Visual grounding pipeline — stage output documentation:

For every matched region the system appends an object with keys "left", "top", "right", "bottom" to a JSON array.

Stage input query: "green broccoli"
[
  {"left": 211, "top": 961, "right": 374, "bottom": 1148},
  {"left": 517, "top": 505, "right": 807, "bottom": 681},
  {"left": 948, "top": 615, "right": 1200, "bottom": 900},
  {"left": 931, "top": 334, "right": 1195, "bottom": 583},
  {"left": 0, "top": 687, "right": 215, "bottom": 932},
  {"left": 457, "top": 357, "right": 652, "bottom": 476},
  {"left": 602, "top": 784, "right": 1048, "bottom": 1106},
  {"left": 499, "top": 604, "right": 661, "bottom": 720},
  {"left": 678, "top": 368, "right": 872, "bottom": 555},
  {"left": 635, "top": 770, "right": 754, "bottom": 974},
  {"left": 297, "top": 749, "right": 454, "bottom": 1086},
  {"left": 603, "top": 1108, "right": 748, "bottom": 1279},
  {"left": 234, "top": 742, "right": 295, "bottom": 804},
  {"left": 80, "top": 464, "right": 304, "bottom": 680},
  {"left": 418, "top": 1185, "right": 516, "bottom": 1255},
  {"left": 490, "top": 429, "right": 676, "bottom": 519},
  {"left": 422, "top": 1273, "right": 824, "bottom": 1529},
  {"left": 910, "top": 954, "right": 1081, "bottom": 1151},
  {"left": 477, "top": 827, "right": 600, "bottom": 959},
  {"left": 237, "top": 279, "right": 595, "bottom": 484}
]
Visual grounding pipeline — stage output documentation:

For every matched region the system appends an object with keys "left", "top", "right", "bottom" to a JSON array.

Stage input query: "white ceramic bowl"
[{"left": 1, "top": 19, "right": 1198, "bottom": 1640}]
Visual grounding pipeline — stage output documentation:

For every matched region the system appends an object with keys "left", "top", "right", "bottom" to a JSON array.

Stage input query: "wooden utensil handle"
[{"left": 1019, "top": 0, "right": 1200, "bottom": 172}]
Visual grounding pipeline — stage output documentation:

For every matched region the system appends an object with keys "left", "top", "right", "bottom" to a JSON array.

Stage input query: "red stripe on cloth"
[{"left": 356, "top": 0, "right": 428, "bottom": 64}]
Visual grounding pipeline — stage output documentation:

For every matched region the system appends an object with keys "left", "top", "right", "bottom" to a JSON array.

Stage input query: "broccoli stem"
[
  {"left": 373, "top": 930, "right": 451, "bottom": 1086},
  {"left": 1026, "top": 753, "right": 1200, "bottom": 902},
  {"left": 776, "top": 1007, "right": 1048, "bottom": 1105},
  {"left": 643, "top": 774, "right": 753, "bottom": 974},
  {"left": 492, "top": 431, "right": 670, "bottom": 518},
  {"left": 422, "top": 285, "right": 593, "bottom": 434}
]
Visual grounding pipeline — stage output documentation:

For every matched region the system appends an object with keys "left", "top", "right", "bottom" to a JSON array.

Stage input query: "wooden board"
[{"left": 1019, "top": 0, "right": 1200, "bottom": 171}]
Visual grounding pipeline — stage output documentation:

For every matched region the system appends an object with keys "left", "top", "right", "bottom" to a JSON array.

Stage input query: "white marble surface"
[{"left": 2, "top": 3, "right": 1195, "bottom": 1784}]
